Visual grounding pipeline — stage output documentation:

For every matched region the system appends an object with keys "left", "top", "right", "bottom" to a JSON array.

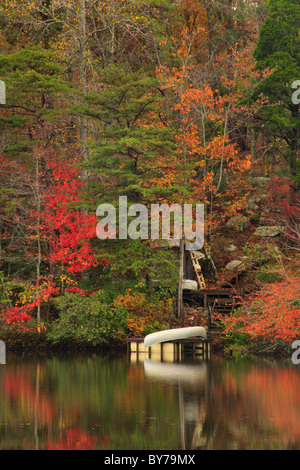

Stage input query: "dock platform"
[{"left": 127, "top": 337, "right": 212, "bottom": 363}]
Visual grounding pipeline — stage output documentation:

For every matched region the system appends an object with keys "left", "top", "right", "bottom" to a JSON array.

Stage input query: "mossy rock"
[{"left": 226, "top": 215, "right": 250, "bottom": 232}]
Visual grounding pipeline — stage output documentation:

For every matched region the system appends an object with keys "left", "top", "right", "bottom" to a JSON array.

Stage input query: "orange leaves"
[
  {"left": 113, "top": 289, "right": 174, "bottom": 337},
  {"left": 113, "top": 290, "right": 146, "bottom": 317},
  {"left": 156, "top": 50, "right": 255, "bottom": 225},
  {"left": 223, "top": 270, "right": 300, "bottom": 344},
  {"left": 126, "top": 316, "right": 146, "bottom": 338}
]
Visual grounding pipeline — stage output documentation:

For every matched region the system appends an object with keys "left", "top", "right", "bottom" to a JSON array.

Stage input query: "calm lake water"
[{"left": 0, "top": 351, "right": 299, "bottom": 450}]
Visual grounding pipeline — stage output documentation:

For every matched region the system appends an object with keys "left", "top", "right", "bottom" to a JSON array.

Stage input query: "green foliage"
[
  {"left": 253, "top": 0, "right": 300, "bottom": 179},
  {"left": 222, "top": 307, "right": 252, "bottom": 356},
  {"left": 242, "top": 243, "right": 280, "bottom": 264},
  {"left": 80, "top": 65, "right": 177, "bottom": 200},
  {"left": 47, "top": 292, "right": 128, "bottom": 346},
  {"left": 144, "top": 320, "right": 166, "bottom": 336},
  {"left": 0, "top": 273, "right": 26, "bottom": 308},
  {"left": 0, "top": 45, "right": 73, "bottom": 157},
  {"left": 256, "top": 271, "right": 283, "bottom": 283},
  {"left": 95, "top": 239, "right": 179, "bottom": 297},
  {"left": 0, "top": 45, "right": 71, "bottom": 105},
  {"left": 289, "top": 298, "right": 300, "bottom": 308},
  {"left": 0, "top": 321, "right": 49, "bottom": 351}
]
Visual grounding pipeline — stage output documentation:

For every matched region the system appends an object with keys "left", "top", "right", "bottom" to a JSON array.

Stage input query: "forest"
[{"left": 0, "top": 0, "right": 299, "bottom": 355}]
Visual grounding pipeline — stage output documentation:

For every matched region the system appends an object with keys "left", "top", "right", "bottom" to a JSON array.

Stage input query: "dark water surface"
[{"left": 0, "top": 352, "right": 299, "bottom": 450}]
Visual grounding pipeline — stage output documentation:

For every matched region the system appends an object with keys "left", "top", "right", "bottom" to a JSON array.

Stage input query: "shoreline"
[{"left": 0, "top": 326, "right": 293, "bottom": 360}]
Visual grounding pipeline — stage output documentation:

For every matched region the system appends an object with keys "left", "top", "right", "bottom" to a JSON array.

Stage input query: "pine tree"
[
  {"left": 81, "top": 65, "right": 177, "bottom": 203},
  {"left": 253, "top": 0, "right": 300, "bottom": 183}
]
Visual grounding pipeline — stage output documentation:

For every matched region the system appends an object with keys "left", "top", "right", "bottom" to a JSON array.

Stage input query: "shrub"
[
  {"left": 256, "top": 271, "right": 283, "bottom": 283},
  {"left": 223, "top": 270, "right": 300, "bottom": 344},
  {"left": 47, "top": 292, "right": 128, "bottom": 346}
]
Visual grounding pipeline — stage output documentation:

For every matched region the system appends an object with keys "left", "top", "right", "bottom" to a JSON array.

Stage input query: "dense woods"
[{"left": 0, "top": 0, "right": 299, "bottom": 354}]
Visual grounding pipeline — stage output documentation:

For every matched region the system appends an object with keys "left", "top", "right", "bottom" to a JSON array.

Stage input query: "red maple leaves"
[
  {"left": 223, "top": 271, "right": 300, "bottom": 343},
  {"left": 41, "top": 157, "right": 97, "bottom": 273}
]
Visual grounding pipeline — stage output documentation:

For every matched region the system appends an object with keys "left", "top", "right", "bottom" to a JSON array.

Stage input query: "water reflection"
[
  {"left": 144, "top": 359, "right": 208, "bottom": 449},
  {"left": 144, "top": 359, "right": 207, "bottom": 385},
  {"left": 0, "top": 354, "right": 299, "bottom": 450}
]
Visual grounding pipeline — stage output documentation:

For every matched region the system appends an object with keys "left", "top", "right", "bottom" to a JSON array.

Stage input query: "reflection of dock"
[
  {"left": 142, "top": 358, "right": 210, "bottom": 450},
  {"left": 127, "top": 337, "right": 211, "bottom": 363},
  {"left": 144, "top": 359, "right": 207, "bottom": 384}
]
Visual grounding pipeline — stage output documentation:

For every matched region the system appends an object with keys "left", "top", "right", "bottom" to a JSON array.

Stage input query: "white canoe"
[{"left": 143, "top": 326, "right": 206, "bottom": 348}]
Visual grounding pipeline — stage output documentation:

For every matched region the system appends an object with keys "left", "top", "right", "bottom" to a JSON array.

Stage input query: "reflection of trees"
[
  {"left": 0, "top": 355, "right": 181, "bottom": 450},
  {"left": 149, "top": 359, "right": 300, "bottom": 450},
  {"left": 48, "top": 426, "right": 98, "bottom": 450},
  {"left": 196, "top": 361, "right": 300, "bottom": 450},
  {"left": 0, "top": 356, "right": 299, "bottom": 450}
]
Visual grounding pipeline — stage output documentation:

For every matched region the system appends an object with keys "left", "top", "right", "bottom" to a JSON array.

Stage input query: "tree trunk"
[
  {"left": 79, "top": 0, "right": 88, "bottom": 162},
  {"left": 289, "top": 103, "right": 299, "bottom": 184},
  {"left": 36, "top": 153, "right": 41, "bottom": 323}
]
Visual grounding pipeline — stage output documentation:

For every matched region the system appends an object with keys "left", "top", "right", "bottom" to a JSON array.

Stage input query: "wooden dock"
[{"left": 127, "top": 337, "right": 212, "bottom": 363}]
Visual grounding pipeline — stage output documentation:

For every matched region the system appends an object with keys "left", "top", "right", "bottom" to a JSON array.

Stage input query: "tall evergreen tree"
[{"left": 253, "top": 0, "right": 300, "bottom": 184}]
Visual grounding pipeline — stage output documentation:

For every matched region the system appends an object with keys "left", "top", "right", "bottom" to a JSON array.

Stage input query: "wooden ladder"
[{"left": 190, "top": 251, "right": 206, "bottom": 290}]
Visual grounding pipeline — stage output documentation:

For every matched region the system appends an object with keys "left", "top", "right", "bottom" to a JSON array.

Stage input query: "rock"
[
  {"left": 254, "top": 226, "right": 282, "bottom": 237},
  {"left": 252, "top": 176, "right": 271, "bottom": 187},
  {"left": 224, "top": 244, "right": 238, "bottom": 253},
  {"left": 248, "top": 202, "right": 259, "bottom": 212},
  {"left": 247, "top": 196, "right": 262, "bottom": 211},
  {"left": 226, "top": 215, "right": 250, "bottom": 232},
  {"left": 182, "top": 279, "right": 198, "bottom": 291},
  {"left": 225, "top": 260, "right": 246, "bottom": 272},
  {"left": 259, "top": 216, "right": 277, "bottom": 225}
]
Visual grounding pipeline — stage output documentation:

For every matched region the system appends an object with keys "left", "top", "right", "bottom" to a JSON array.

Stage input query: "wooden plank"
[{"left": 201, "top": 288, "right": 235, "bottom": 295}]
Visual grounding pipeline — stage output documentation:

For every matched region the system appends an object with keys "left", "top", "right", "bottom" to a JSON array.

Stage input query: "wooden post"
[
  {"left": 178, "top": 238, "right": 185, "bottom": 327},
  {"left": 204, "top": 292, "right": 207, "bottom": 309},
  {"left": 127, "top": 340, "right": 131, "bottom": 362},
  {"left": 207, "top": 303, "right": 212, "bottom": 335}
]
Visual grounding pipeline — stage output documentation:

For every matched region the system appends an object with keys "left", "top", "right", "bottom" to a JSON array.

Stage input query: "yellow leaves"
[
  {"left": 241, "top": 155, "right": 252, "bottom": 171},
  {"left": 37, "top": 322, "right": 47, "bottom": 333},
  {"left": 59, "top": 275, "right": 77, "bottom": 286},
  {"left": 17, "top": 285, "right": 36, "bottom": 306}
]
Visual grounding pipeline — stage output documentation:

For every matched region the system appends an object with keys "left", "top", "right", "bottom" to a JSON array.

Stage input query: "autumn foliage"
[
  {"left": 0, "top": 0, "right": 299, "bottom": 350},
  {"left": 113, "top": 289, "right": 174, "bottom": 337},
  {"left": 266, "top": 176, "right": 300, "bottom": 246},
  {"left": 40, "top": 156, "right": 97, "bottom": 273},
  {"left": 223, "top": 270, "right": 300, "bottom": 344}
]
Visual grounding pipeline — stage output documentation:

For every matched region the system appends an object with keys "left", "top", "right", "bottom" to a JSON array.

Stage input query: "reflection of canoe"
[
  {"left": 144, "top": 326, "right": 206, "bottom": 348},
  {"left": 144, "top": 359, "right": 207, "bottom": 384}
]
